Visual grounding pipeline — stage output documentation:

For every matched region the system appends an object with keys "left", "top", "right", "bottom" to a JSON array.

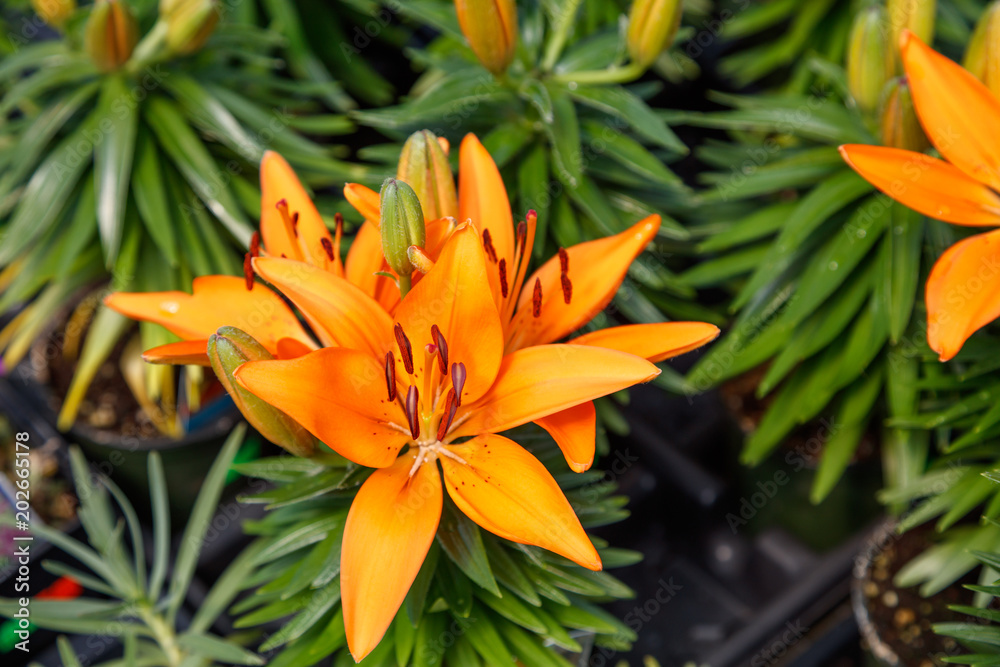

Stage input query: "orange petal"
[
  {"left": 344, "top": 182, "right": 381, "bottom": 222},
  {"left": 252, "top": 256, "right": 393, "bottom": 358},
  {"left": 260, "top": 151, "right": 332, "bottom": 264},
  {"left": 440, "top": 434, "right": 600, "bottom": 570},
  {"left": 925, "top": 229, "right": 1000, "bottom": 361},
  {"left": 141, "top": 340, "right": 210, "bottom": 366},
  {"left": 342, "top": 453, "right": 442, "bottom": 661},
  {"left": 459, "top": 134, "right": 514, "bottom": 267},
  {"left": 902, "top": 31, "right": 1000, "bottom": 191},
  {"left": 455, "top": 344, "right": 659, "bottom": 436},
  {"left": 104, "top": 276, "right": 315, "bottom": 356},
  {"left": 839, "top": 145, "right": 1000, "bottom": 226},
  {"left": 569, "top": 322, "right": 721, "bottom": 363},
  {"left": 510, "top": 216, "right": 661, "bottom": 349},
  {"left": 394, "top": 224, "right": 504, "bottom": 404},
  {"left": 233, "top": 347, "right": 408, "bottom": 467},
  {"left": 344, "top": 219, "right": 400, "bottom": 313},
  {"left": 535, "top": 402, "right": 596, "bottom": 473}
]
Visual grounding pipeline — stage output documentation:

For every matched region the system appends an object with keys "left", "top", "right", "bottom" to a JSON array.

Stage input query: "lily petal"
[
  {"left": 252, "top": 256, "right": 393, "bottom": 358},
  {"left": 926, "top": 229, "right": 1000, "bottom": 361},
  {"left": 260, "top": 151, "right": 333, "bottom": 264},
  {"left": 234, "top": 347, "right": 409, "bottom": 468},
  {"left": 104, "top": 276, "right": 314, "bottom": 356},
  {"left": 344, "top": 182, "right": 381, "bottom": 223},
  {"left": 902, "top": 31, "right": 1000, "bottom": 191},
  {"left": 394, "top": 224, "right": 504, "bottom": 403},
  {"left": 569, "top": 322, "right": 721, "bottom": 363},
  {"left": 141, "top": 340, "right": 211, "bottom": 366},
  {"left": 344, "top": 219, "right": 400, "bottom": 313},
  {"left": 839, "top": 145, "right": 1000, "bottom": 226},
  {"left": 511, "top": 216, "right": 660, "bottom": 349},
  {"left": 459, "top": 134, "right": 514, "bottom": 268},
  {"left": 535, "top": 402, "right": 596, "bottom": 473},
  {"left": 455, "top": 344, "right": 659, "bottom": 436},
  {"left": 342, "top": 453, "right": 442, "bottom": 662},
  {"left": 441, "top": 433, "right": 600, "bottom": 570}
]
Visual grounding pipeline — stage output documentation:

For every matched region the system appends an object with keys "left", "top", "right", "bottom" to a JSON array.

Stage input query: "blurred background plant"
[
  {"left": 0, "top": 0, "right": 371, "bottom": 438},
  {"left": 0, "top": 427, "right": 263, "bottom": 667},
  {"left": 672, "top": 0, "right": 1000, "bottom": 624}
]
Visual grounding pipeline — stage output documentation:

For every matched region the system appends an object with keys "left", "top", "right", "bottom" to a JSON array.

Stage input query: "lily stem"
[
  {"left": 398, "top": 273, "right": 412, "bottom": 298},
  {"left": 540, "top": 0, "right": 584, "bottom": 72},
  {"left": 550, "top": 61, "right": 645, "bottom": 86},
  {"left": 139, "top": 604, "right": 185, "bottom": 667}
]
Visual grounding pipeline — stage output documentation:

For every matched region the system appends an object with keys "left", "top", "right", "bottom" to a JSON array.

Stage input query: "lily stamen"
[
  {"left": 451, "top": 362, "right": 467, "bottom": 405},
  {"left": 384, "top": 351, "right": 397, "bottom": 402},
  {"left": 394, "top": 323, "right": 414, "bottom": 374},
  {"left": 482, "top": 228, "right": 498, "bottom": 263},
  {"left": 499, "top": 258, "right": 508, "bottom": 298},
  {"left": 243, "top": 253, "right": 254, "bottom": 291},
  {"left": 432, "top": 324, "right": 449, "bottom": 373},
  {"left": 532, "top": 278, "right": 542, "bottom": 317},
  {"left": 405, "top": 385, "right": 420, "bottom": 439}
]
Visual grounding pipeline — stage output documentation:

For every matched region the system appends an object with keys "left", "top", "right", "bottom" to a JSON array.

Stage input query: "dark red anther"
[
  {"left": 498, "top": 258, "right": 508, "bottom": 298},
  {"left": 482, "top": 228, "right": 498, "bottom": 263},
  {"left": 243, "top": 253, "right": 254, "bottom": 291},
  {"left": 291, "top": 212, "right": 300, "bottom": 237},
  {"left": 249, "top": 231, "right": 260, "bottom": 258},
  {"left": 334, "top": 212, "right": 344, "bottom": 235},
  {"left": 451, "top": 362, "right": 467, "bottom": 406},
  {"left": 394, "top": 323, "right": 414, "bottom": 374},
  {"left": 516, "top": 220, "right": 527, "bottom": 251},
  {"left": 558, "top": 247, "right": 569, "bottom": 274},
  {"left": 280, "top": 253, "right": 288, "bottom": 258},
  {"left": 384, "top": 352, "right": 396, "bottom": 402},
  {"left": 320, "top": 237, "right": 335, "bottom": 261},
  {"left": 431, "top": 324, "right": 449, "bottom": 375},
  {"left": 532, "top": 278, "right": 542, "bottom": 318},
  {"left": 437, "top": 389, "right": 458, "bottom": 440},
  {"left": 405, "top": 386, "right": 420, "bottom": 439},
  {"left": 561, "top": 274, "right": 573, "bottom": 304}
]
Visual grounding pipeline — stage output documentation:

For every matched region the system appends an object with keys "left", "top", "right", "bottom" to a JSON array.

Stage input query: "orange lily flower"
[
  {"left": 840, "top": 31, "right": 1000, "bottom": 361},
  {"left": 231, "top": 223, "right": 661, "bottom": 660},
  {"left": 347, "top": 134, "right": 721, "bottom": 471},
  {"left": 105, "top": 151, "right": 393, "bottom": 365}
]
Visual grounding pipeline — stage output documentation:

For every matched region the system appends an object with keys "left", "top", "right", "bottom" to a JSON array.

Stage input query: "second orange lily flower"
[{"left": 840, "top": 31, "right": 1000, "bottom": 361}]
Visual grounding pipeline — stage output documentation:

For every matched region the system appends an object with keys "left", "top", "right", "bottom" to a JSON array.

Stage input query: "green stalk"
[
  {"left": 549, "top": 61, "right": 645, "bottom": 85},
  {"left": 540, "top": 0, "right": 584, "bottom": 71}
]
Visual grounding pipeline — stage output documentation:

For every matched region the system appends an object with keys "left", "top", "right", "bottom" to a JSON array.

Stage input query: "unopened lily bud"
[
  {"left": 380, "top": 179, "right": 426, "bottom": 278},
  {"left": 31, "top": 0, "right": 75, "bottom": 29},
  {"left": 454, "top": 0, "right": 517, "bottom": 76},
  {"left": 847, "top": 7, "right": 893, "bottom": 113},
  {"left": 627, "top": 0, "right": 684, "bottom": 69},
  {"left": 208, "top": 327, "right": 317, "bottom": 458},
  {"left": 880, "top": 77, "right": 929, "bottom": 151},
  {"left": 162, "top": 0, "right": 219, "bottom": 55},
  {"left": 84, "top": 0, "right": 137, "bottom": 72},
  {"left": 397, "top": 130, "right": 458, "bottom": 221},
  {"left": 964, "top": 1, "right": 1000, "bottom": 96},
  {"left": 888, "top": 0, "right": 936, "bottom": 67}
]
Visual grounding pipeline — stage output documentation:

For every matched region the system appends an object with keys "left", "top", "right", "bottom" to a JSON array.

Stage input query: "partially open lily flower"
[{"left": 840, "top": 32, "right": 1000, "bottom": 361}]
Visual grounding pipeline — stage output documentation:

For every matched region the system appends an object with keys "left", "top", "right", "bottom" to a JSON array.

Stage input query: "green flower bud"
[
  {"left": 31, "top": 0, "right": 75, "bottom": 29},
  {"left": 84, "top": 0, "right": 137, "bottom": 72},
  {"left": 888, "top": 0, "right": 936, "bottom": 69},
  {"left": 964, "top": 1, "right": 1000, "bottom": 97},
  {"left": 208, "top": 326, "right": 317, "bottom": 458},
  {"left": 847, "top": 7, "right": 893, "bottom": 113},
  {"left": 880, "top": 77, "right": 929, "bottom": 151},
  {"left": 397, "top": 130, "right": 458, "bottom": 221},
  {"left": 627, "top": 0, "right": 684, "bottom": 69},
  {"left": 162, "top": 0, "right": 219, "bottom": 55},
  {"left": 379, "top": 178, "right": 426, "bottom": 279}
]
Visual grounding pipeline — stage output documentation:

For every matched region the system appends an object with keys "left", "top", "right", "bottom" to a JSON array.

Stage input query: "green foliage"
[
  {"left": 233, "top": 425, "right": 641, "bottom": 666},
  {"left": 0, "top": 1, "right": 368, "bottom": 426},
  {"left": 0, "top": 426, "right": 257, "bottom": 666},
  {"left": 353, "top": 0, "right": 717, "bottom": 327}
]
